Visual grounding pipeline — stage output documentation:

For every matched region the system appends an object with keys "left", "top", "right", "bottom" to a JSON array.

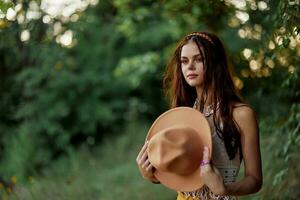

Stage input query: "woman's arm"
[{"left": 222, "top": 105, "right": 263, "bottom": 196}]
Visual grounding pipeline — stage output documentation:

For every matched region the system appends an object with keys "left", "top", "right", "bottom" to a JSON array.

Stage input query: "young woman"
[{"left": 136, "top": 31, "right": 262, "bottom": 200}]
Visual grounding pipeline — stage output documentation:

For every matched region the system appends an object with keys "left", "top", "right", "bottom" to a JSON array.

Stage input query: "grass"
[{"left": 3, "top": 120, "right": 175, "bottom": 200}]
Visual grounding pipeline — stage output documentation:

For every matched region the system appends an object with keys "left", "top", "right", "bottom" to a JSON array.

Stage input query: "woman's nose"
[{"left": 188, "top": 61, "right": 195, "bottom": 70}]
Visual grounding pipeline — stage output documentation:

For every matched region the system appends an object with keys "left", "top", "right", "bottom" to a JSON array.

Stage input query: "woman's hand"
[
  {"left": 136, "top": 141, "right": 160, "bottom": 183},
  {"left": 200, "top": 146, "right": 227, "bottom": 195}
]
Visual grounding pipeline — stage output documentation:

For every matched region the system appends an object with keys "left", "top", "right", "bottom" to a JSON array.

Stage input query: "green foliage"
[
  {"left": 0, "top": 2, "right": 128, "bottom": 179},
  {"left": 253, "top": 106, "right": 300, "bottom": 199},
  {"left": 0, "top": 1, "right": 14, "bottom": 14},
  {"left": 245, "top": 69, "right": 300, "bottom": 200},
  {"left": 271, "top": 69, "right": 300, "bottom": 198}
]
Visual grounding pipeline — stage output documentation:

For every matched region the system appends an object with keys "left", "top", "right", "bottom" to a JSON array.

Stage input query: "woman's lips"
[{"left": 187, "top": 74, "right": 198, "bottom": 79}]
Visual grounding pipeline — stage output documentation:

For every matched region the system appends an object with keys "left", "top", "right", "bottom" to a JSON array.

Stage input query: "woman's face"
[{"left": 180, "top": 40, "right": 205, "bottom": 88}]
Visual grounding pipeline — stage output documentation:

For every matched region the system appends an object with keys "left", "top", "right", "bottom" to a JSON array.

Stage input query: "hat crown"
[{"left": 148, "top": 125, "right": 203, "bottom": 175}]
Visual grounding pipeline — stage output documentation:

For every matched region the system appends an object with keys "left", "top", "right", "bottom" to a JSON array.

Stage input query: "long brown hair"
[{"left": 163, "top": 31, "right": 244, "bottom": 160}]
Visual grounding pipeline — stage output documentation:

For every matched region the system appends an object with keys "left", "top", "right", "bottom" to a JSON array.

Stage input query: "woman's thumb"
[{"left": 202, "top": 146, "right": 210, "bottom": 161}]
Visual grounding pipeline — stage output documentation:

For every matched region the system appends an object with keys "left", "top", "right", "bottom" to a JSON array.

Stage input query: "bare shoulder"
[
  {"left": 232, "top": 103, "right": 258, "bottom": 132},
  {"left": 233, "top": 103, "right": 256, "bottom": 119}
]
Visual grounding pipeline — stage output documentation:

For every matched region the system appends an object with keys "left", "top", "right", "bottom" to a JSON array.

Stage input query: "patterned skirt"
[{"left": 176, "top": 185, "right": 237, "bottom": 200}]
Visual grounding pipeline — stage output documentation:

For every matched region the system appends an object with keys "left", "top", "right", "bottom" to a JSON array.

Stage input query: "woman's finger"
[
  {"left": 146, "top": 162, "right": 154, "bottom": 172},
  {"left": 136, "top": 141, "right": 148, "bottom": 160},
  {"left": 140, "top": 147, "right": 149, "bottom": 163},
  {"left": 136, "top": 141, "right": 149, "bottom": 162},
  {"left": 202, "top": 146, "right": 210, "bottom": 161},
  {"left": 142, "top": 159, "right": 150, "bottom": 169}
]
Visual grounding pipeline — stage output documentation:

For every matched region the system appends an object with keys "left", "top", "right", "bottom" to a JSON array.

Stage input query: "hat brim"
[
  {"left": 146, "top": 107, "right": 212, "bottom": 192},
  {"left": 155, "top": 167, "right": 202, "bottom": 192}
]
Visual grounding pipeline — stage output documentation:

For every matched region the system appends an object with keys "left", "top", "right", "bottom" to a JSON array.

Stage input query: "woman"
[{"left": 136, "top": 31, "right": 262, "bottom": 200}]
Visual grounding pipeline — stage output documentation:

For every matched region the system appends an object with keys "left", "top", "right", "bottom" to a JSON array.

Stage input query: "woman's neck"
[{"left": 196, "top": 86, "right": 213, "bottom": 106}]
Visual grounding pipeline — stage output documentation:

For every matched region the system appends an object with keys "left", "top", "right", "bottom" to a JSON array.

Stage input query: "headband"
[{"left": 186, "top": 32, "right": 215, "bottom": 46}]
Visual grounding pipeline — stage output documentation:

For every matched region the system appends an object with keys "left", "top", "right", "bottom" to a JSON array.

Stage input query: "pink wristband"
[{"left": 200, "top": 160, "right": 210, "bottom": 166}]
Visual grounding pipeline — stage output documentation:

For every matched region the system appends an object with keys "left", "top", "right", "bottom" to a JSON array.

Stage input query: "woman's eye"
[
  {"left": 181, "top": 60, "right": 188, "bottom": 64},
  {"left": 195, "top": 57, "right": 203, "bottom": 62}
]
